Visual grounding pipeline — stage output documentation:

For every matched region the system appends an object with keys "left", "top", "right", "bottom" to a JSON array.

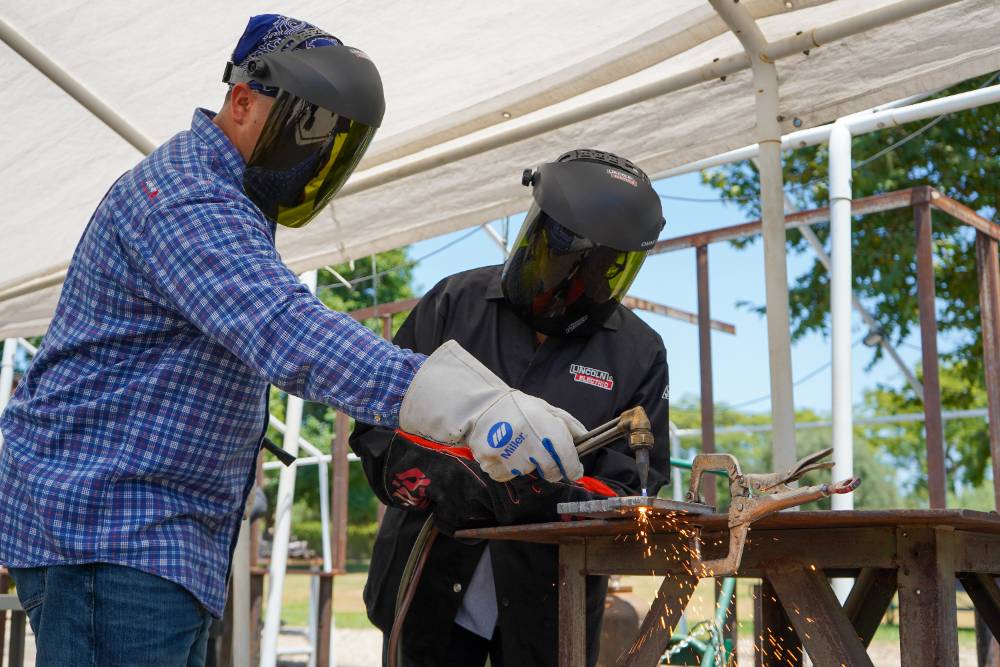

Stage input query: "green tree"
[
  {"left": 264, "top": 249, "right": 416, "bottom": 530},
  {"left": 860, "top": 360, "right": 989, "bottom": 501},
  {"left": 701, "top": 71, "right": 999, "bottom": 390}
]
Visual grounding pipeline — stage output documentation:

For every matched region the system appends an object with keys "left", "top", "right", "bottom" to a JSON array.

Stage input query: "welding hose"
[{"left": 388, "top": 514, "right": 439, "bottom": 667}]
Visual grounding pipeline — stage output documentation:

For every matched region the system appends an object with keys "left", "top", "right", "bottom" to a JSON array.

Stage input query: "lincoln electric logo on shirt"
[{"left": 570, "top": 364, "right": 615, "bottom": 391}]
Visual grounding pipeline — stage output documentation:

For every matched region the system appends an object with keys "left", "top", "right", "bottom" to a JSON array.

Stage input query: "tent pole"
[
  {"left": 0, "top": 338, "right": 16, "bottom": 450},
  {"left": 0, "top": 339, "right": 15, "bottom": 414},
  {"left": 710, "top": 0, "right": 797, "bottom": 470},
  {"left": 828, "top": 121, "right": 855, "bottom": 513},
  {"left": 261, "top": 270, "right": 318, "bottom": 667},
  {"left": 0, "top": 17, "right": 155, "bottom": 155}
]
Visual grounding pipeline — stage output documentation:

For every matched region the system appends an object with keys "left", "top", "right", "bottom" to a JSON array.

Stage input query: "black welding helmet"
[
  {"left": 501, "top": 149, "right": 664, "bottom": 337},
  {"left": 223, "top": 35, "right": 385, "bottom": 228}
]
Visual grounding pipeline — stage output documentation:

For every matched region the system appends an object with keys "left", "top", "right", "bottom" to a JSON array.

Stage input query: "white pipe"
[
  {"left": 0, "top": 339, "right": 15, "bottom": 413},
  {"left": 231, "top": 517, "right": 252, "bottom": 667},
  {"left": 0, "top": 339, "right": 16, "bottom": 451},
  {"left": 261, "top": 271, "right": 318, "bottom": 667},
  {"left": 674, "top": 408, "right": 988, "bottom": 437},
  {"left": 480, "top": 223, "right": 508, "bottom": 257},
  {"left": 659, "top": 84, "right": 1000, "bottom": 180},
  {"left": 15, "top": 338, "right": 38, "bottom": 357},
  {"left": 339, "top": 0, "right": 959, "bottom": 199},
  {"left": 0, "top": 18, "right": 155, "bottom": 155},
  {"left": 829, "top": 121, "right": 854, "bottom": 512},
  {"left": 711, "top": 0, "right": 797, "bottom": 471}
]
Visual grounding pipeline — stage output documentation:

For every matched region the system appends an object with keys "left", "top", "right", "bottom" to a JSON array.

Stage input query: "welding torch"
[{"left": 574, "top": 406, "right": 654, "bottom": 496}]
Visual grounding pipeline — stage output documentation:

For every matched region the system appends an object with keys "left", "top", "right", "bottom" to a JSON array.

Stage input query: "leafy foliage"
[{"left": 861, "top": 360, "right": 989, "bottom": 499}]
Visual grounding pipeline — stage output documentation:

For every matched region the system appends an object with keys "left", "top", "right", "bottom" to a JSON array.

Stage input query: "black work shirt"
[{"left": 350, "top": 265, "right": 670, "bottom": 666}]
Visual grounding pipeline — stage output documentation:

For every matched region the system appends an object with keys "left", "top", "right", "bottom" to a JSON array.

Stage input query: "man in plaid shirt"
[{"left": 0, "top": 15, "right": 584, "bottom": 666}]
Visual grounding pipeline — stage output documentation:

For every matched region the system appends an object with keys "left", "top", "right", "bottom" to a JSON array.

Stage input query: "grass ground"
[{"left": 272, "top": 569, "right": 980, "bottom": 649}]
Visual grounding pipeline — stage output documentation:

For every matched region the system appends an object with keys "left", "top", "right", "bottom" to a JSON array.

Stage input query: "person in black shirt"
[{"left": 351, "top": 149, "right": 670, "bottom": 666}]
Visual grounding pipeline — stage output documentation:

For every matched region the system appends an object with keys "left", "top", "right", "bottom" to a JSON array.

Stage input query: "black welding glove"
[{"left": 377, "top": 429, "right": 618, "bottom": 535}]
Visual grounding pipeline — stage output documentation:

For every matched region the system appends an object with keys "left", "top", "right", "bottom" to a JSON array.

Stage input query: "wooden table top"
[{"left": 455, "top": 508, "right": 1000, "bottom": 544}]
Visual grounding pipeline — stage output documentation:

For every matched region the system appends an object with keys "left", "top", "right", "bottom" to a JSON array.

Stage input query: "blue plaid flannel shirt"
[{"left": 0, "top": 109, "right": 423, "bottom": 617}]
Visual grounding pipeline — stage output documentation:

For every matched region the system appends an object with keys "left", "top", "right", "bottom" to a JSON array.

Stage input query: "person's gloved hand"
[
  {"left": 382, "top": 430, "right": 617, "bottom": 534},
  {"left": 399, "top": 340, "right": 586, "bottom": 482}
]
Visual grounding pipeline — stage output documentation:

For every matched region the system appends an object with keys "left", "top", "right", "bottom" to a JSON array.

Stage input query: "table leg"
[
  {"left": 755, "top": 579, "right": 802, "bottom": 667},
  {"left": 898, "top": 527, "right": 958, "bottom": 667},
  {"left": 843, "top": 567, "right": 897, "bottom": 646},
  {"left": 559, "top": 542, "right": 587, "bottom": 667},
  {"left": 8, "top": 610, "right": 25, "bottom": 667},
  {"left": 765, "top": 565, "right": 873, "bottom": 667},
  {"left": 616, "top": 572, "right": 698, "bottom": 667}
]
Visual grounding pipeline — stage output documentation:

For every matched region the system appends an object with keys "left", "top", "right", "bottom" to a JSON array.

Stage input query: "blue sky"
[{"left": 407, "top": 171, "right": 936, "bottom": 416}]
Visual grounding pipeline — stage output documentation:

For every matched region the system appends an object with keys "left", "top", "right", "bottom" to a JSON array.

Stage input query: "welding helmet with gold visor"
[
  {"left": 223, "top": 42, "right": 384, "bottom": 228},
  {"left": 502, "top": 150, "right": 664, "bottom": 337}
]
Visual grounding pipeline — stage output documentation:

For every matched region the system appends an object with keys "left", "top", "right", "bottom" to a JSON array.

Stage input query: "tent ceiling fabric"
[{"left": 1, "top": 0, "right": 998, "bottom": 338}]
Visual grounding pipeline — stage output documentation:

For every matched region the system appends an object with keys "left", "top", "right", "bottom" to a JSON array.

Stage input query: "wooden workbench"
[{"left": 456, "top": 509, "right": 1000, "bottom": 667}]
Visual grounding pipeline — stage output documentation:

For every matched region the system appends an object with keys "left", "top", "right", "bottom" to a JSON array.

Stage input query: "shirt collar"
[
  {"left": 485, "top": 270, "right": 621, "bottom": 331},
  {"left": 191, "top": 108, "right": 246, "bottom": 187}
]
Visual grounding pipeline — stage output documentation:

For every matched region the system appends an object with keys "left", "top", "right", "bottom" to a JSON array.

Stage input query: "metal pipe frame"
[
  {"left": 829, "top": 119, "right": 855, "bottom": 512},
  {"left": 674, "top": 407, "right": 988, "bottom": 437},
  {"left": 709, "top": 0, "right": 797, "bottom": 472},
  {"left": 913, "top": 194, "right": 948, "bottom": 509},
  {"left": 695, "top": 245, "right": 717, "bottom": 508},
  {"left": 975, "top": 232, "right": 1000, "bottom": 509}
]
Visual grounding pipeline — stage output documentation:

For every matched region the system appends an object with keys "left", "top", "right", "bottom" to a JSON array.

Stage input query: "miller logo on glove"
[{"left": 399, "top": 340, "right": 586, "bottom": 482}]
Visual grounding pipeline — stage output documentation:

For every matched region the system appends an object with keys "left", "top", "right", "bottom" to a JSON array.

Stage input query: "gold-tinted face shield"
[{"left": 244, "top": 92, "right": 376, "bottom": 228}]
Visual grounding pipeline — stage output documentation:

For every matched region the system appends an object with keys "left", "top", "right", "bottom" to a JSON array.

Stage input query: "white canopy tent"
[{"left": 4, "top": 2, "right": 1000, "bottom": 664}]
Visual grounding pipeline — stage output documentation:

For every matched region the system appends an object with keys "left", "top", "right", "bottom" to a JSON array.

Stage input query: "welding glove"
[
  {"left": 399, "top": 340, "right": 586, "bottom": 482},
  {"left": 375, "top": 429, "right": 618, "bottom": 534}
]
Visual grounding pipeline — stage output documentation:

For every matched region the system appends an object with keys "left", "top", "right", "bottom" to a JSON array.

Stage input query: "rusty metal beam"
[
  {"left": 914, "top": 193, "right": 948, "bottom": 509},
  {"left": 952, "top": 531, "right": 1000, "bottom": 574},
  {"left": 622, "top": 294, "right": 736, "bottom": 334},
  {"left": 960, "top": 573, "right": 1000, "bottom": 641},
  {"left": 649, "top": 188, "right": 920, "bottom": 255},
  {"left": 976, "top": 232, "right": 1000, "bottom": 510},
  {"left": 558, "top": 542, "right": 587, "bottom": 667},
  {"left": 766, "top": 565, "right": 874, "bottom": 666},
  {"left": 332, "top": 411, "right": 350, "bottom": 572},
  {"left": 843, "top": 567, "right": 897, "bottom": 646},
  {"left": 616, "top": 573, "right": 698, "bottom": 667},
  {"left": 897, "top": 526, "right": 959, "bottom": 667},
  {"left": 348, "top": 297, "right": 420, "bottom": 322},
  {"left": 696, "top": 245, "right": 718, "bottom": 508},
  {"left": 932, "top": 194, "right": 1000, "bottom": 242}
]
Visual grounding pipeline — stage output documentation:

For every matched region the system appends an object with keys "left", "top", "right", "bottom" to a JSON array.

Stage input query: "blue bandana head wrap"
[{"left": 231, "top": 14, "right": 341, "bottom": 96}]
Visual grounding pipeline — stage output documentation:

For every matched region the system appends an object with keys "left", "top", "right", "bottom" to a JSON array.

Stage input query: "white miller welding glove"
[{"left": 399, "top": 340, "right": 586, "bottom": 483}]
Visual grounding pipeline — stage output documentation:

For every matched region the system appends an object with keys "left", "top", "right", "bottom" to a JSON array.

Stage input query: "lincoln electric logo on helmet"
[
  {"left": 607, "top": 168, "right": 638, "bottom": 187},
  {"left": 487, "top": 421, "right": 526, "bottom": 460}
]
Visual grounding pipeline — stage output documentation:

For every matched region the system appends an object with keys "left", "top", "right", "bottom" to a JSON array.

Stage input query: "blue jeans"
[{"left": 9, "top": 563, "right": 213, "bottom": 667}]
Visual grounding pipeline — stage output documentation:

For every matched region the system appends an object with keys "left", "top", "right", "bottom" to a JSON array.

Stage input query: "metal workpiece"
[{"left": 557, "top": 496, "right": 714, "bottom": 520}]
